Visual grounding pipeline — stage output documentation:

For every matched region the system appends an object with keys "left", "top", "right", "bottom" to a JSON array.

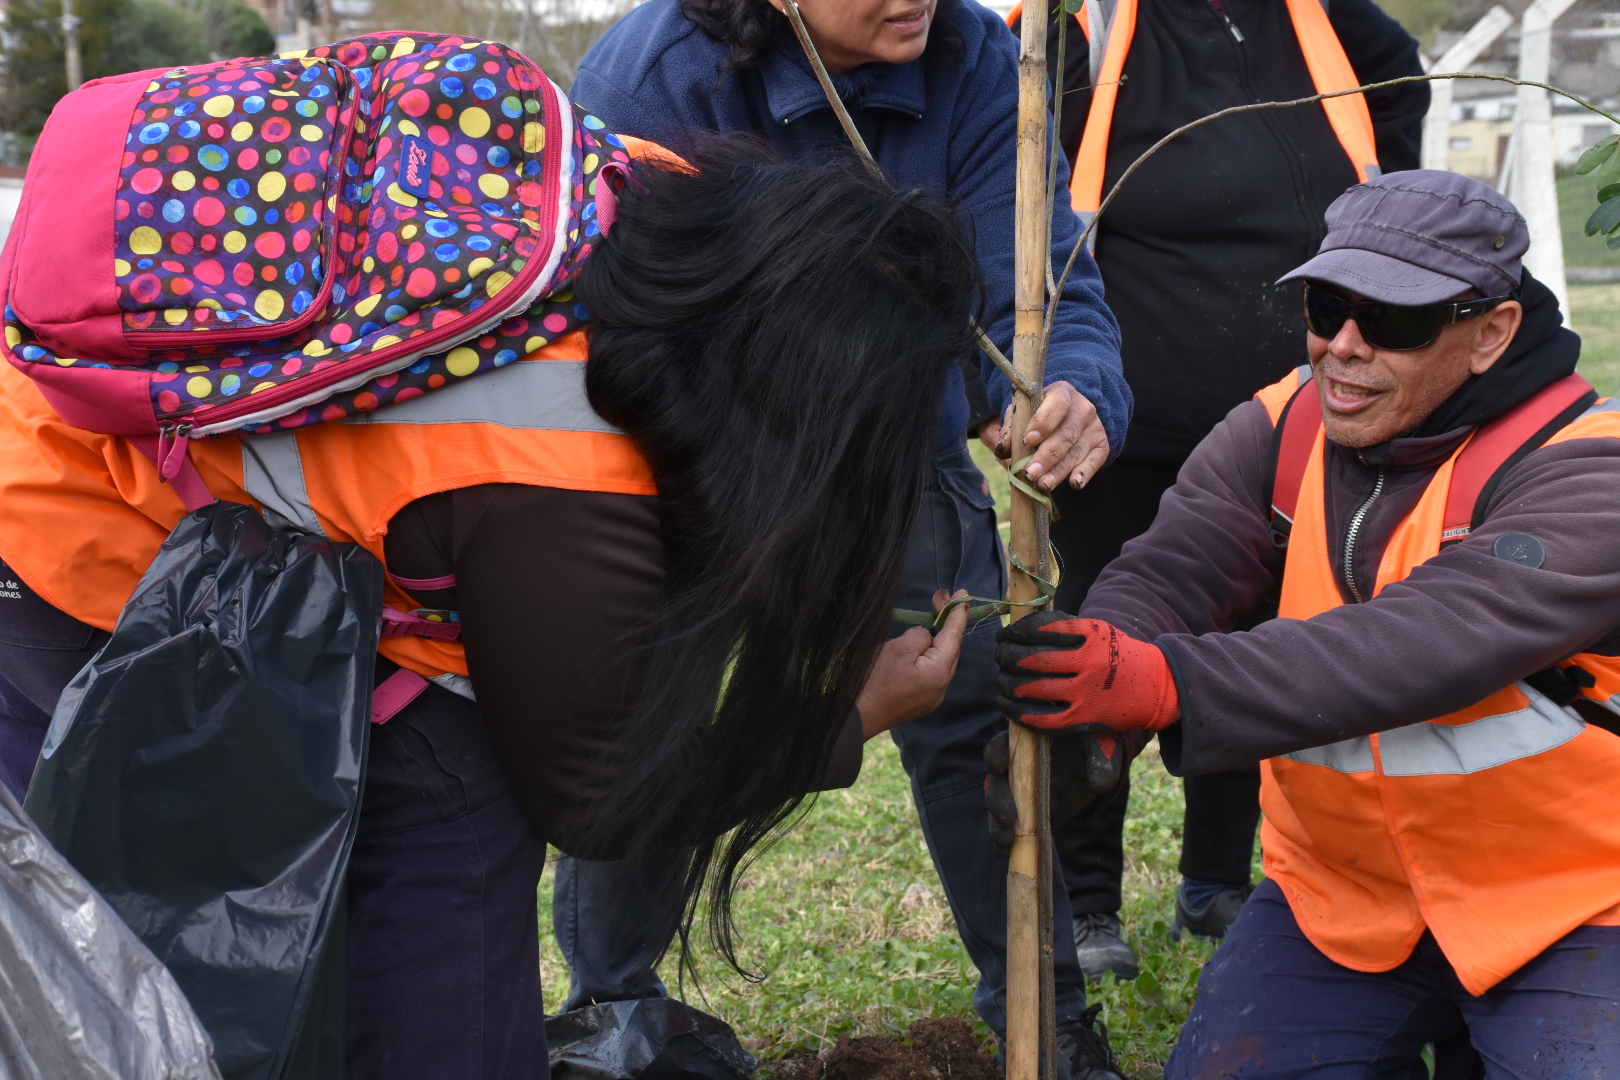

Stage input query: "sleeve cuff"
[
  {"left": 1155, "top": 637, "right": 1192, "bottom": 776},
  {"left": 816, "top": 708, "right": 866, "bottom": 791}
]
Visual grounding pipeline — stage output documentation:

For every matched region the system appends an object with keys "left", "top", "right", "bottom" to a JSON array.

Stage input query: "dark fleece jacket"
[{"left": 1079, "top": 275, "right": 1620, "bottom": 775}]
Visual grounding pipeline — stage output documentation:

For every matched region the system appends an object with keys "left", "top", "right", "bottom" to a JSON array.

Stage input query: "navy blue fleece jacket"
[{"left": 571, "top": 0, "right": 1129, "bottom": 455}]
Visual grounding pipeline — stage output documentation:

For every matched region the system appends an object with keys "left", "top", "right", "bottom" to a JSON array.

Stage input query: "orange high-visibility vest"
[
  {"left": 1007, "top": 0, "right": 1379, "bottom": 246},
  {"left": 1250, "top": 368, "right": 1620, "bottom": 994},
  {"left": 0, "top": 328, "right": 656, "bottom": 687}
]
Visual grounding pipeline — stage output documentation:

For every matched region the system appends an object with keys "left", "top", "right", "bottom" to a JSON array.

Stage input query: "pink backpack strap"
[
  {"left": 390, "top": 572, "right": 457, "bottom": 591},
  {"left": 595, "top": 161, "right": 634, "bottom": 235},
  {"left": 371, "top": 668, "right": 429, "bottom": 725},
  {"left": 379, "top": 607, "right": 462, "bottom": 641}
]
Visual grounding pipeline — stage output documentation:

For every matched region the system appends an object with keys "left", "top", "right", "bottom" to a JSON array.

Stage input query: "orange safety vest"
[
  {"left": 1006, "top": 0, "right": 1379, "bottom": 247},
  {"left": 1250, "top": 366, "right": 1620, "bottom": 994},
  {"left": 0, "top": 328, "right": 656, "bottom": 689}
]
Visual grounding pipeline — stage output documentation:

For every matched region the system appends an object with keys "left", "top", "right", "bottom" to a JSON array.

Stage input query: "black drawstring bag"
[{"left": 24, "top": 501, "right": 381, "bottom": 1080}]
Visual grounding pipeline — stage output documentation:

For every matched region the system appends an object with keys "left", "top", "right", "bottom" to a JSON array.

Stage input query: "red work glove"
[{"left": 995, "top": 612, "right": 1179, "bottom": 732}]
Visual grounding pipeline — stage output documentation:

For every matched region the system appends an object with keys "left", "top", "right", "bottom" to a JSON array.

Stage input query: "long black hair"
[
  {"left": 573, "top": 135, "right": 978, "bottom": 970},
  {"left": 680, "top": 0, "right": 962, "bottom": 72}
]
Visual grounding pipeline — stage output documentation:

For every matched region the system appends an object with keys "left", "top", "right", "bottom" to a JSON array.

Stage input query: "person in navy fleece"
[{"left": 556, "top": 0, "right": 1129, "bottom": 1075}]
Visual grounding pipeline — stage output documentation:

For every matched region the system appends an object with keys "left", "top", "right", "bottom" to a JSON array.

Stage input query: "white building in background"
[
  {"left": 1426, "top": 5, "right": 1620, "bottom": 183},
  {"left": 1436, "top": 93, "right": 1619, "bottom": 182}
]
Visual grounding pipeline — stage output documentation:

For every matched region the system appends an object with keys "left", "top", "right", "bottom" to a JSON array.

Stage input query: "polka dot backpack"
[{"left": 1, "top": 32, "right": 627, "bottom": 454}]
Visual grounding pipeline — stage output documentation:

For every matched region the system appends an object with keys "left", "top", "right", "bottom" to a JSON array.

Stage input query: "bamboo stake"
[
  {"left": 1006, "top": 3, "right": 1054, "bottom": 1080},
  {"left": 777, "top": 4, "right": 1059, "bottom": 1065}
]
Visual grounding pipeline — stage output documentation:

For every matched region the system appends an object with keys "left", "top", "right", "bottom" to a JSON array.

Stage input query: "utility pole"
[
  {"left": 1421, "top": 7, "right": 1514, "bottom": 171},
  {"left": 1513, "top": 0, "right": 1579, "bottom": 319},
  {"left": 61, "top": 0, "right": 82, "bottom": 92}
]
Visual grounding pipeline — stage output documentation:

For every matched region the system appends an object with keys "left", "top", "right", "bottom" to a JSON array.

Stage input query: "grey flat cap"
[{"left": 1278, "top": 170, "right": 1528, "bottom": 305}]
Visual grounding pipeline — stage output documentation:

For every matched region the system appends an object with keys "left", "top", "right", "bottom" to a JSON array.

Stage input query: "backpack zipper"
[
  {"left": 182, "top": 59, "right": 567, "bottom": 438},
  {"left": 1342, "top": 467, "right": 1384, "bottom": 603}
]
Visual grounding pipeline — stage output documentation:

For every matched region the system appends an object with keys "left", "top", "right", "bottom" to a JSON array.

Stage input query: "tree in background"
[
  {"left": 362, "top": 0, "right": 636, "bottom": 89},
  {"left": 187, "top": 0, "right": 278, "bottom": 58},
  {"left": 0, "top": 0, "right": 273, "bottom": 155}
]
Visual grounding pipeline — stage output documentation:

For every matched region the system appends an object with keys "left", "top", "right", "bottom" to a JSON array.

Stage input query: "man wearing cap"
[{"left": 994, "top": 169, "right": 1620, "bottom": 1068}]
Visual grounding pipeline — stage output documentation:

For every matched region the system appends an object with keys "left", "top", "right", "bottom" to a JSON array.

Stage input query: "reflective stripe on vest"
[
  {"left": 1250, "top": 370, "right": 1620, "bottom": 993},
  {"left": 1067, "top": 0, "right": 1379, "bottom": 247},
  {"left": 340, "top": 357, "right": 616, "bottom": 434},
  {"left": 1283, "top": 679, "right": 1585, "bottom": 775}
]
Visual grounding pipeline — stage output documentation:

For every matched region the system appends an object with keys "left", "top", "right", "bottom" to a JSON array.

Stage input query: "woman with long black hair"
[
  {"left": 0, "top": 137, "right": 975, "bottom": 1077},
  {"left": 562, "top": 0, "right": 1128, "bottom": 1073}
]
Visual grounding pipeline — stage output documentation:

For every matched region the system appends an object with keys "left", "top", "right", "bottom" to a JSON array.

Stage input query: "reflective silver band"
[
  {"left": 341, "top": 359, "right": 620, "bottom": 434},
  {"left": 1579, "top": 396, "right": 1620, "bottom": 418},
  {"left": 430, "top": 673, "right": 477, "bottom": 702},
  {"left": 241, "top": 430, "right": 327, "bottom": 539},
  {"left": 1377, "top": 686, "right": 1584, "bottom": 776},
  {"left": 1280, "top": 682, "right": 1586, "bottom": 777},
  {"left": 1282, "top": 736, "right": 1374, "bottom": 774}
]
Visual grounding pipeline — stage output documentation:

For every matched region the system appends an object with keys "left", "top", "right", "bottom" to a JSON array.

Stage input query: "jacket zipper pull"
[{"left": 1208, "top": 0, "right": 1245, "bottom": 41}]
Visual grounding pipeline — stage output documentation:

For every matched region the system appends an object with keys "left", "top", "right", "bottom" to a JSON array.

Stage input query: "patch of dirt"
[
  {"left": 907, "top": 1018, "right": 1000, "bottom": 1080},
  {"left": 767, "top": 1019, "right": 999, "bottom": 1080},
  {"left": 770, "top": 1054, "right": 830, "bottom": 1080}
]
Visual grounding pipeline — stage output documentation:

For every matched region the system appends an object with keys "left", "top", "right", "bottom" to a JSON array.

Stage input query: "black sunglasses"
[{"left": 1302, "top": 281, "right": 1516, "bottom": 352}]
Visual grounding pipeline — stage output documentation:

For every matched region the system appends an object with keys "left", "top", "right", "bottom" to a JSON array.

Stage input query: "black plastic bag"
[
  {"left": 0, "top": 776, "right": 220, "bottom": 1079},
  {"left": 25, "top": 501, "right": 382, "bottom": 1080},
  {"left": 546, "top": 1000, "right": 759, "bottom": 1080}
]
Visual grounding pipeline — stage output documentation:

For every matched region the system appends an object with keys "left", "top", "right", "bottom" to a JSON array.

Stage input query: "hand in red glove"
[{"left": 995, "top": 612, "right": 1179, "bottom": 732}]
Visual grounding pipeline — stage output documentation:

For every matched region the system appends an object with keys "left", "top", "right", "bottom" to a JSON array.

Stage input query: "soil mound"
[{"left": 769, "top": 1018, "right": 999, "bottom": 1080}]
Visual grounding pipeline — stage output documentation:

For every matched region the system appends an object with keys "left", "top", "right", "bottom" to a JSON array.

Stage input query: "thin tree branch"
[
  {"left": 784, "top": 0, "right": 1030, "bottom": 402},
  {"left": 1040, "top": 71, "right": 1620, "bottom": 358},
  {"left": 781, "top": 0, "right": 883, "bottom": 181},
  {"left": 977, "top": 325, "right": 1041, "bottom": 400}
]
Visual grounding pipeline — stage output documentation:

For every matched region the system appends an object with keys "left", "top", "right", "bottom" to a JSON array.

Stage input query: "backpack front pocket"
[{"left": 115, "top": 58, "right": 356, "bottom": 349}]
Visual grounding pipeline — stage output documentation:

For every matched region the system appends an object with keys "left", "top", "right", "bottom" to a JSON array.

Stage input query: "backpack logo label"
[{"left": 399, "top": 135, "right": 432, "bottom": 198}]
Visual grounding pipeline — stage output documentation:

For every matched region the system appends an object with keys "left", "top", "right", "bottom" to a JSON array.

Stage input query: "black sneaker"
[
  {"left": 1057, "top": 1004, "right": 1124, "bottom": 1080},
  {"left": 1169, "top": 882, "right": 1255, "bottom": 942},
  {"left": 995, "top": 1005, "right": 1124, "bottom": 1080},
  {"left": 1071, "top": 912, "right": 1139, "bottom": 982}
]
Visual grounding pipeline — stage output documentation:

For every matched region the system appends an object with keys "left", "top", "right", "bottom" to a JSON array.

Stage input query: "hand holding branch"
[
  {"left": 985, "top": 381, "right": 1109, "bottom": 490},
  {"left": 857, "top": 589, "right": 970, "bottom": 739}
]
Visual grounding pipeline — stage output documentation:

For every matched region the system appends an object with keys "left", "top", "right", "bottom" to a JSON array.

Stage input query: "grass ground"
[
  {"left": 536, "top": 740, "right": 1212, "bottom": 1078},
  {"left": 1572, "top": 283, "right": 1620, "bottom": 398}
]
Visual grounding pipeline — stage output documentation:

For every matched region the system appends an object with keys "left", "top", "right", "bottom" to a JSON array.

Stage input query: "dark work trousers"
[
  {"left": 553, "top": 441, "right": 1092, "bottom": 1036},
  {"left": 1048, "top": 459, "right": 1263, "bottom": 916},
  {"left": 0, "top": 558, "right": 110, "bottom": 803},
  {"left": 0, "top": 558, "right": 548, "bottom": 1080},
  {"left": 1166, "top": 879, "right": 1620, "bottom": 1078}
]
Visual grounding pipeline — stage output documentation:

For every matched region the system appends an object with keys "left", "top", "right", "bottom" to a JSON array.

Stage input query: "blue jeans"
[
  {"left": 553, "top": 443, "right": 1090, "bottom": 1034},
  {"left": 1167, "top": 878, "right": 1620, "bottom": 1078}
]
